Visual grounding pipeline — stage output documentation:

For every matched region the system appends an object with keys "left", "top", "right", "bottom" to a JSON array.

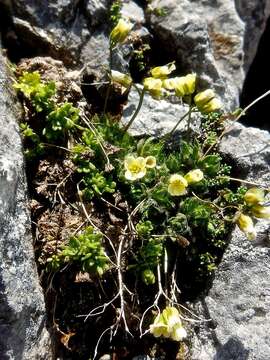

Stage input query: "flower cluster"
[
  {"left": 149, "top": 306, "right": 187, "bottom": 342},
  {"left": 141, "top": 62, "right": 222, "bottom": 113},
  {"left": 124, "top": 155, "right": 156, "bottom": 181},
  {"left": 168, "top": 169, "right": 204, "bottom": 196},
  {"left": 237, "top": 188, "right": 270, "bottom": 240}
]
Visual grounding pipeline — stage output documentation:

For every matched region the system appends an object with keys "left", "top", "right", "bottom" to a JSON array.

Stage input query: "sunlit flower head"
[
  {"left": 162, "top": 77, "right": 178, "bottom": 90},
  {"left": 168, "top": 174, "right": 188, "bottom": 196},
  {"left": 251, "top": 205, "right": 270, "bottom": 219},
  {"left": 110, "top": 18, "right": 132, "bottom": 44},
  {"left": 124, "top": 156, "right": 146, "bottom": 181},
  {"left": 237, "top": 213, "right": 256, "bottom": 240},
  {"left": 194, "top": 89, "right": 222, "bottom": 113},
  {"left": 174, "top": 73, "right": 196, "bottom": 97},
  {"left": 143, "top": 77, "right": 163, "bottom": 99},
  {"left": 171, "top": 324, "right": 187, "bottom": 342},
  {"left": 151, "top": 62, "right": 176, "bottom": 79},
  {"left": 150, "top": 313, "right": 170, "bottom": 338},
  {"left": 149, "top": 306, "right": 187, "bottom": 341},
  {"left": 145, "top": 156, "right": 156, "bottom": 168},
  {"left": 244, "top": 188, "right": 265, "bottom": 206},
  {"left": 111, "top": 70, "right": 132, "bottom": 88},
  {"left": 184, "top": 169, "right": 204, "bottom": 184}
]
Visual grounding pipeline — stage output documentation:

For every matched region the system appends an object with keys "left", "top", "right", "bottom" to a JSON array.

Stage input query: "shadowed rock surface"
[
  {"left": 0, "top": 50, "right": 53, "bottom": 359},
  {"left": 191, "top": 124, "right": 270, "bottom": 360}
]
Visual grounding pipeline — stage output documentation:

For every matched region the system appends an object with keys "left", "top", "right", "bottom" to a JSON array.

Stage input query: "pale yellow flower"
[
  {"left": 151, "top": 62, "right": 176, "bottom": 79},
  {"left": 171, "top": 324, "right": 187, "bottom": 341},
  {"left": 184, "top": 169, "right": 204, "bottom": 184},
  {"left": 202, "top": 98, "right": 222, "bottom": 113},
  {"left": 111, "top": 70, "right": 132, "bottom": 88},
  {"left": 251, "top": 205, "right": 270, "bottom": 219},
  {"left": 168, "top": 174, "right": 188, "bottom": 196},
  {"left": 149, "top": 307, "right": 187, "bottom": 341},
  {"left": 150, "top": 313, "right": 170, "bottom": 338},
  {"left": 237, "top": 213, "right": 256, "bottom": 240},
  {"left": 145, "top": 156, "right": 156, "bottom": 168},
  {"left": 110, "top": 18, "right": 132, "bottom": 44},
  {"left": 163, "top": 307, "right": 180, "bottom": 328},
  {"left": 174, "top": 73, "right": 196, "bottom": 97},
  {"left": 244, "top": 188, "right": 265, "bottom": 206},
  {"left": 143, "top": 77, "right": 163, "bottom": 99},
  {"left": 194, "top": 89, "right": 222, "bottom": 113},
  {"left": 162, "top": 78, "right": 178, "bottom": 90},
  {"left": 124, "top": 156, "right": 146, "bottom": 181}
]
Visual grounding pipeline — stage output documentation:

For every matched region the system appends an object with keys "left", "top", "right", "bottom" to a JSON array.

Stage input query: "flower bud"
[
  {"left": 151, "top": 62, "right": 176, "bottom": 79},
  {"left": 194, "top": 89, "right": 215, "bottom": 107},
  {"left": 143, "top": 77, "right": 163, "bottom": 99},
  {"left": 244, "top": 188, "right": 265, "bottom": 205},
  {"left": 184, "top": 169, "right": 204, "bottom": 184},
  {"left": 237, "top": 213, "right": 256, "bottom": 240},
  {"left": 110, "top": 18, "right": 132, "bottom": 44},
  {"left": 111, "top": 70, "right": 132, "bottom": 88},
  {"left": 145, "top": 156, "right": 156, "bottom": 169},
  {"left": 194, "top": 89, "right": 222, "bottom": 113},
  {"left": 202, "top": 98, "right": 222, "bottom": 113},
  {"left": 142, "top": 269, "right": 156, "bottom": 285},
  {"left": 174, "top": 73, "right": 196, "bottom": 97},
  {"left": 251, "top": 205, "right": 270, "bottom": 219}
]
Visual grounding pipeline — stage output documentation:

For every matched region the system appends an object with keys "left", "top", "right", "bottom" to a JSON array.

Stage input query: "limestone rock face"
[
  {"left": 0, "top": 51, "right": 53, "bottom": 359},
  {"left": 191, "top": 124, "right": 270, "bottom": 360}
]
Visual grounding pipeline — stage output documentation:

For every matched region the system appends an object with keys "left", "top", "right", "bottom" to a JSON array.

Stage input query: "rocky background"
[{"left": 0, "top": 0, "right": 270, "bottom": 359}]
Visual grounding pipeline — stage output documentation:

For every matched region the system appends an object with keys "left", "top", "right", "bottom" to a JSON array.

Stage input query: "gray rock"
[
  {"left": 121, "top": 0, "right": 145, "bottom": 24},
  {"left": 235, "top": 0, "right": 270, "bottom": 71},
  {"left": 0, "top": 51, "right": 53, "bottom": 359},
  {"left": 191, "top": 123, "right": 270, "bottom": 360},
  {"left": 122, "top": 85, "right": 191, "bottom": 136},
  {"left": 147, "top": 0, "right": 245, "bottom": 110},
  {"left": 7, "top": 0, "right": 95, "bottom": 66}
]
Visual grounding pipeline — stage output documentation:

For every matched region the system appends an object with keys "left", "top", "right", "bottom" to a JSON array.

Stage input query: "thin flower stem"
[
  {"left": 219, "top": 176, "right": 269, "bottom": 189},
  {"left": 103, "top": 44, "right": 114, "bottom": 114},
  {"left": 203, "top": 89, "right": 270, "bottom": 157},
  {"left": 124, "top": 85, "right": 145, "bottom": 132},
  {"left": 167, "top": 108, "right": 191, "bottom": 139}
]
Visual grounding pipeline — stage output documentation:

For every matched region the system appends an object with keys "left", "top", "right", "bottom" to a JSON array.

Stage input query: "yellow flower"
[
  {"left": 110, "top": 18, "right": 132, "bottom": 44},
  {"left": 149, "top": 313, "right": 170, "bottom": 338},
  {"left": 149, "top": 307, "right": 187, "bottom": 342},
  {"left": 151, "top": 62, "right": 176, "bottom": 79},
  {"left": 171, "top": 323, "right": 187, "bottom": 342},
  {"left": 237, "top": 213, "right": 256, "bottom": 240},
  {"left": 244, "top": 188, "right": 265, "bottom": 206},
  {"left": 124, "top": 156, "right": 146, "bottom": 181},
  {"left": 143, "top": 77, "right": 163, "bottom": 99},
  {"left": 251, "top": 205, "right": 270, "bottom": 219},
  {"left": 145, "top": 156, "right": 156, "bottom": 168},
  {"left": 111, "top": 70, "right": 132, "bottom": 88},
  {"left": 184, "top": 169, "right": 204, "bottom": 184},
  {"left": 163, "top": 307, "right": 180, "bottom": 328},
  {"left": 163, "top": 78, "right": 178, "bottom": 90},
  {"left": 194, "top": 89, "right": 222, "bottom": 113},
  {"left": 174, "top": 73, "right": 196, "bottom": 97},
  {"left": 202, "top": 98, "right": 222, "bottom": 113},
  {"left": 168, "top": 174, "right": 188, "bottom": 196}
]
